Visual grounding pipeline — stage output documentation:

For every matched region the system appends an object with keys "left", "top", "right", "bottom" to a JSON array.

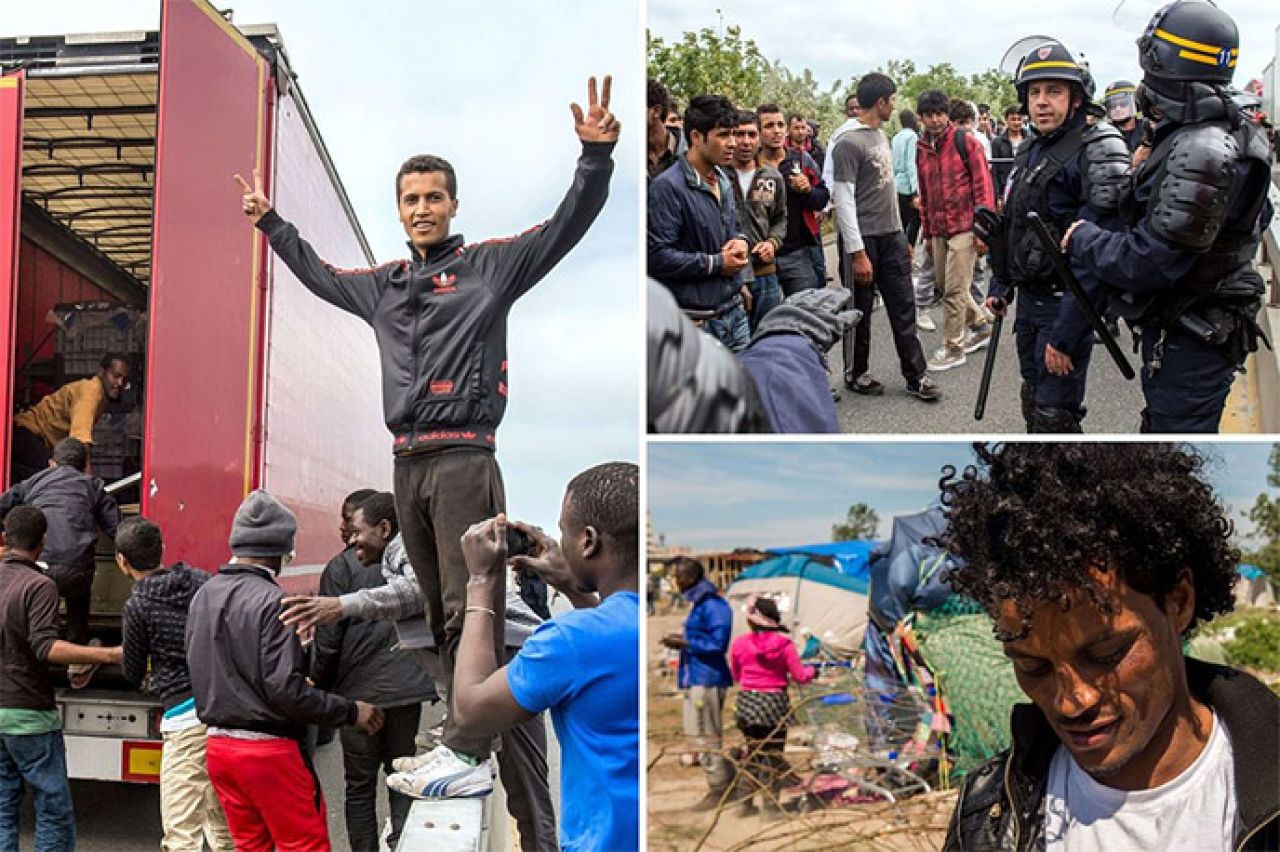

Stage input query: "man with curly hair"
[{"left": 940, "top": 443, "right": 1278, "bottom": 852}]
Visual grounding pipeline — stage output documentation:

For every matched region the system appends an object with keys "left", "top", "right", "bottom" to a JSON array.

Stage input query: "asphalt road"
[{"left": 823, "top": 239, "right": 1147, "bottom": 434}]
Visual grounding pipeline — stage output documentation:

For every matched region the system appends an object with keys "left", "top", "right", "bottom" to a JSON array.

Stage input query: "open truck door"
[
  {"left": 147, "top": 0, "right": 272, "bottom": 567},
  {"left": 0, "top": 72, "right": 23, "bottom": 489}
]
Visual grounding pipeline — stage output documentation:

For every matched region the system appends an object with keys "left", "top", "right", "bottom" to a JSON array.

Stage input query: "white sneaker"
[
  {"left": 963, "top": 324, "right": 993, "bottom": 353},
  {"left": 926, "top": 346, "right": 967, "bottom": 372},
  {"left": 391, "top": 743, "right": 452, "bottom": 774},
  {"left": 916, "top": 310, "right": 936, "bottom": 332},
  {"left": 387, "top": 749, "right": 495, "bottom": 799}
]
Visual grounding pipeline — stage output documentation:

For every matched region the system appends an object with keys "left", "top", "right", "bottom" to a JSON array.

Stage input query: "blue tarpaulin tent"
[{"left": 768, "top": 540, "right": 880, "bottom": 582}]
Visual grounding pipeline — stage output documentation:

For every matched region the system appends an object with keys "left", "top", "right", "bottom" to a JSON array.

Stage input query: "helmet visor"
[{"left": 1105, "top": 88, "right": 1137, "bottom": 120}]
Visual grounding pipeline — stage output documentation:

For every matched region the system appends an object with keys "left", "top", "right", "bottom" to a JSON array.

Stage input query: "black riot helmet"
[
  {"left": 1104, "top": 80, "right": 1139, "bottom": 122},
  {"left": 1015, "top": 40, "right": 1093, "bottom": 111},
  {"left": 1135, "top": 1, "right": 1238, "bottom": 124},
  {"left": 1138, "top": 1, "right": 1238, "bottom": 85}
]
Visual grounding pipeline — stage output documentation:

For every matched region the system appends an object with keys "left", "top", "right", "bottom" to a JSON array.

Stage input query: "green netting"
[{"left": 916, "top": 602, "right": 1024, "bottom": 778}]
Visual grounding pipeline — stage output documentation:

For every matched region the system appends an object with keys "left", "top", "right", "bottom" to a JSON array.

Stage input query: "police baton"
[
  {"left": 1026, "top": 212, "right": 1136, "bottom": 381},
  {"left": 974, "top": 313, "right": 1003, "bottom": 421}
]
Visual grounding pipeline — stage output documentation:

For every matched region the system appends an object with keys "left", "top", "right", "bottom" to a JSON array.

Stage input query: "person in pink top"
[{"left": 727, "top": 595, "right": 816, "bottom": 817}]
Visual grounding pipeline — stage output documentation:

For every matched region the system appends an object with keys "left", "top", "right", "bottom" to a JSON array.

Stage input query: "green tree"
[
  {"left": 1245, "top": 444, "right": 1280, "bottom": 586},
  {"left": 647, "top": 26, "right": 770, "bottom": 110},
  {"left": 832, "top": 503, "right": 880, "bottom": 541}
]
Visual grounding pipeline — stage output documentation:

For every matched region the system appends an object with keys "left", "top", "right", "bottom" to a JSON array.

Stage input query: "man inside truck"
[
  {"left": 235, "top": 75, "right": 619, "bottom": 798},
  {"left": 10, "top": 353, "right": 131, "bottom": 481}
]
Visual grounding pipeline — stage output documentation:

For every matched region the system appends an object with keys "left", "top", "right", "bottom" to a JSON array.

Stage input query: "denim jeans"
[
  {"left": 776, "top": 251, "right": 819, "bottom": 297},
  {"left": 748, "top": 273, "right": 782, "bottom": 330},
  {"left": 804, "top": 243, "right": 828, "bottom": 286},
  {"left": 703, "top": 304, "right": 751, "bottom": 353},
  {"left": 0, "top": 730, "right": 74, "bottom": 852}
]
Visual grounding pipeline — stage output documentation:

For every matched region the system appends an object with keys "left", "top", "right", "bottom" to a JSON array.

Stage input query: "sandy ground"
[{"left": 646, "top": 611, "right": 953, "bottom": 852}]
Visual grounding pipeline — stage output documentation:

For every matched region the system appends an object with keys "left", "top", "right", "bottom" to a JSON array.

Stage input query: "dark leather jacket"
[{"left": 943, "top": 658, "right": 1279, "bottom": 852}]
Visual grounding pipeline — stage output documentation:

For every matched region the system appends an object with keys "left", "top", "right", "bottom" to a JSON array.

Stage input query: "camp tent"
[
  {"left": 769, "top": 540, "right": 881, "bottom": 580},
  {"left": 1235, "top": 564, "right": 1277, "bottom": 609},
  {"left": 869, "top": 503, "right": 947, "bottom": 571},
  {"left": 725, "top": 553, "right": 869, "bottom": 656}
]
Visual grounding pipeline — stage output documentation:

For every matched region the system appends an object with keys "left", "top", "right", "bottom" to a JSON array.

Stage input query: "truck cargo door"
[
  {"left": 0, "top": 72, "right": 24, "bottom": 489},
  {"left": 147, "top": 0, "right": 271, "bottom": 565}
]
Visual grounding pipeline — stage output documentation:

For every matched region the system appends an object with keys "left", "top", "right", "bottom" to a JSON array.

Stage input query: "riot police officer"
[
  {"left": 984, "top": 40, "right": 1131, "bottom": 432},
  {"left": 1104, "top": 79, "right": 1147, "bottom": 152},
  {"left": 1064, "top": 1, "right": 1272, "bottom": 433}
]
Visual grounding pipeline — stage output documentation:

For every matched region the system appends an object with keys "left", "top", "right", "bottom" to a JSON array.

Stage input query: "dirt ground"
[{"left": 647, "top": 611, "right": 954, "bottom": 852}]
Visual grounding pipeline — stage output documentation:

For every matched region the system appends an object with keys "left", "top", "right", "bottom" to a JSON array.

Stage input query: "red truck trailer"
[{"left": 0, "top": 0, "right": 391, "bottom": 783}]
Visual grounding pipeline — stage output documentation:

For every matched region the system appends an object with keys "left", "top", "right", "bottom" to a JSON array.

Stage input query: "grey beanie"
[{"left": 229, "top": 490, "right": 297, "bottom": 558}]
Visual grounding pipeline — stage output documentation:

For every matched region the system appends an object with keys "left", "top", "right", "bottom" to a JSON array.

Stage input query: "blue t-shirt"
[{"left": 507, "top": 590, "right": 639, "bottom": 852}]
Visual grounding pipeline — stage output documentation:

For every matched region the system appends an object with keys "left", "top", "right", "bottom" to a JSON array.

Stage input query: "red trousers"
[{"left": 205, "top": 735, "right": 330, "bottom": 852}]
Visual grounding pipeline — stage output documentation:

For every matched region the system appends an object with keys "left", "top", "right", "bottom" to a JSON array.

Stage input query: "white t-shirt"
[
  {"left": 1044, "top": 711, "right": 1236, "bottom": 852},
  {"left": 735, "top": 168, "right": 755, "bottom": 200}
]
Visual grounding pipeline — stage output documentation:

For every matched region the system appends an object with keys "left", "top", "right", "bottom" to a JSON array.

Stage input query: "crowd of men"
[
  {"left": 649, "top": 0, "right": 1275, "bottom": 434},
  {"left": 0, "top": 75, "right": 640, "bottom": 852}
]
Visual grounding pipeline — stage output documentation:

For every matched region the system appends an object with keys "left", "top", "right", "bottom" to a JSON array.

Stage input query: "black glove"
[
  {"left": 751, "top": 288, "right": 861, "bottom": 354},
  {"left": 972, "top": 206, "right": 1004, "bottom": 243}
]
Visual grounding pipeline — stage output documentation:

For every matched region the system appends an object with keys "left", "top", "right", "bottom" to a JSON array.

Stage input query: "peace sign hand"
[
  {"left": 233, "top": 168, "right": 271, "bottom": 225},
  {"left": 571, "top": 75, "right": 620, "bottom": 144}
]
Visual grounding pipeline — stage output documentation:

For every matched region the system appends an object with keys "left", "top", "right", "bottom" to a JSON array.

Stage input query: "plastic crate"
[{"left": 54, "top": 303, "right": 147, "bottom": 377}]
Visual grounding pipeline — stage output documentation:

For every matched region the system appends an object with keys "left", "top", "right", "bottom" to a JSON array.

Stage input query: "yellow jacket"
[{"left": 13, "top": 377, "right": 105, "bottom": 449}]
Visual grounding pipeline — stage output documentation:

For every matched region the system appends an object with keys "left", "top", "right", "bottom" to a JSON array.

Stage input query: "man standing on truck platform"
[
  {"left": 0, "top": 506, "right": 123, "bottom": 851},
  {"left": 235, "top": 76, "right": 618, "bottom": 797},
  {"left": 10, "top": 353, "right": 130, "bottom": 482},
  {"left": 0, "top": 437, "right": 121, "bottom": 656}
]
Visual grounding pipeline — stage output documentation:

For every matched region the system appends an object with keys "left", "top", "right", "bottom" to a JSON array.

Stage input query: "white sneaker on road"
[
  {"left": 927, "top": 346, "right": 967, "bottom": 372},
  {"left": 916, "top": 310, "right": 936, "bottom": 332}
]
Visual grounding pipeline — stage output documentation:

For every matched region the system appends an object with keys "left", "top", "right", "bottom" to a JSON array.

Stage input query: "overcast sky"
[
  {"left": 649, "top": 0, "right": 1279, "bottom": 102},
  {"left": 649, "top": 441, "right": 1277, "bottom": 553},
  {"left": 5, "top": 0, "right": 641, "bottom": 532}
]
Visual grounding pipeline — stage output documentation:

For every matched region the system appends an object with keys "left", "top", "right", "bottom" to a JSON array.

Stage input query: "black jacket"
[
  {"left": 943, "top": 658, "right": 1280, "bottom": 852},
  {"left": 0, "top": 464, "right": 120, "bottom": 570},
  {"left": 121, "top": 562, "right": 210, "bottom": 711},
  {"left": 186, "top": 563, "right": 355, "bottom": 740},
  {"left": 258, "top": 142, "right": 614, "bottom": 455},
  {"left": 312, "top": 547, "right": 436, "bottom": 708}
]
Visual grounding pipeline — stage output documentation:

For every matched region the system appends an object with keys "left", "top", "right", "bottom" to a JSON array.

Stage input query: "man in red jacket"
[{"left": 915, "top": 89, "right": 995, "bottom": 373}]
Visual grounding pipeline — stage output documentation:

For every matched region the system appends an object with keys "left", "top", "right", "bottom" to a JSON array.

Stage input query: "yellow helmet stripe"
[
  {"left": 1177, "top": 47, "right": 1233, "bottom": 67},
  {"left": 1105, "top": 86, "right": 1137, "bottom": 95},
  {"left": 1022, "top": 61, "right": 1080, "bottom": 71},
  {"left": 1154, "top": 27, "right": 1237, "bottom": 57}
]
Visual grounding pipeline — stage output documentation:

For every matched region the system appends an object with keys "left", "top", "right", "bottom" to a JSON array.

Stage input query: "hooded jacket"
[
  {"left": 257, "top": 142, "right": 614, "bottom": 456},
  {"left": 916, "top": 121, "right": 996, "bottom": 240},
  {"left": 337, "top": 534, "right": 542, "bottom": 649},
  {"left": 312, "top": 547, "right": 436, "bottom": 708},
  {"left": 728, "top": 629, "right": 816, "bottom": 691},
  {"left": 677, "top": 578, "right": 733, "bottom": 689},
  {"left": 943, "top": 658, "right": 1279, "bottom": 852},
  {"left": 0, "top": 464, "right": 120, "bottom": 571},
  {"left": 186, "top": 563, "right": 355, "bottom": 740},
  {"left": 121, "top": 562, "right": 210, "bottom": 710}
]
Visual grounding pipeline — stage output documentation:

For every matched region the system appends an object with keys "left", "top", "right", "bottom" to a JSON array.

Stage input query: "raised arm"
[
  {"left": 472, "top": 76, "right": 618, "bottom": 302},
  {"left": 235, "top": 168, "right": 384, "bottom": 321}
]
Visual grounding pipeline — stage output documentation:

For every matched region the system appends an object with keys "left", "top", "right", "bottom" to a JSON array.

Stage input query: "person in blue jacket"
[
  {"left": 1063, "top": 1, "right": 1272, "bottom": 433},
  {"left": 660, "top": 557, "right": 734, "bottom": 808}
]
